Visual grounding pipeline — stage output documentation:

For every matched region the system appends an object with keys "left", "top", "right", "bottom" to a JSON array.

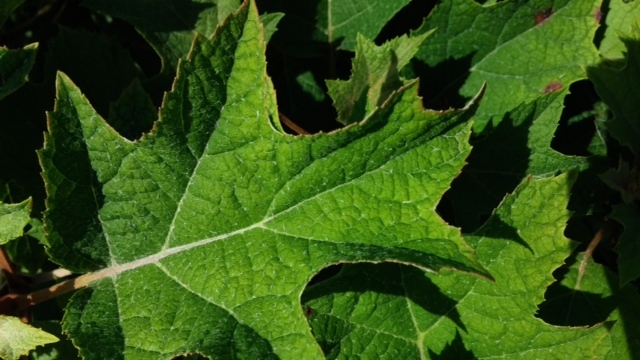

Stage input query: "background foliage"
[{"left": 0, "top": 0, "right": 639, "bottom": 358}]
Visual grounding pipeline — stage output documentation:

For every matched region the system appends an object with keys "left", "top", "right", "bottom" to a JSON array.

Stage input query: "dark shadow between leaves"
[
  {"left": 405, "top": 53, "right": 474, "bottom": 111},
  {"left": 537, "top": 282, "right": 617, "bottom": 327},
  {"left": 438, "top": 104, "right": 533, "bottom": 232},
  {"left": 82, "top": 0, "right": 213, "bottom": 33},
  {"left": 428, "top": 329, "right": 476, "bottom": 360},
  {"left": 262, "top": 0, "right": 346, "bottom": 133}
]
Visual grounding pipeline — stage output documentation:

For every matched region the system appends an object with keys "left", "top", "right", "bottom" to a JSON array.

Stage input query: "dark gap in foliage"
[
  {"left": 552, "top": 80, "right": 602, "bottom": 156},
  {"left": 375, "top": 0, "right": 435, "bottom": 45},
  {"left": 409, "top": 53, "right": 474, "bottom": 111},
  {"left": 265, "top": 43, "right": 348, "bottom": 134},
  {"left": 437, "top": 108, "right": 532, "bottom": 232},
  {"left": 564, "top": 216, "right": 619, "bottom": 269},
  {"left": 259, "top": 0, "right": 355, "bottom": 133},
  {"left": 307, "top": 264, "right": 343, "bottom": 287}
]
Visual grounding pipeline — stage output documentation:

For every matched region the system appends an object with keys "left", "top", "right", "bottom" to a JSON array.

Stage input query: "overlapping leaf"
[
  {"left": 41, "top": 1, "right": 488, "bottom": 358},
  {"left": 408, "top": 0, "right": 600, "bottom": 132},
  {"left": 303, "top": 175, "right": 613, "bottom": 358}
]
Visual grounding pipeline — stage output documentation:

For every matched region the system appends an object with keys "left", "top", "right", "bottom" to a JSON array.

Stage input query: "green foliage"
[{"left": 0, "top": 0, "right": 639, "bottom": 358}]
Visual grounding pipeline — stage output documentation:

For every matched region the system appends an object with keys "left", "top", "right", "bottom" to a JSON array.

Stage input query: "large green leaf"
[
  {"left": 303, "top": 175, "right": 613, "bottom": 358},
  {"left": 40, "top": 1, "right": 488, "bottom": 358},
  {"left": 589, "top": 28, "right": 640, "bottom": 154},
  {"left": 0, "top": 43, "right": 37, "bottom": 101},
  {"left": 408, "top": 0, "right": 600, "bottom": 132}
]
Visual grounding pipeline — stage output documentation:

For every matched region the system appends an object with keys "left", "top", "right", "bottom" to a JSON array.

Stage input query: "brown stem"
[
  {"left": 279, "top": 112, "right": 309, "bottom": 135},
  {"left": 0, "top": 247, "right": 28, "bottom": 290},
  {"left": 1, "top": 270, "right": 101, "bottom": 313}
]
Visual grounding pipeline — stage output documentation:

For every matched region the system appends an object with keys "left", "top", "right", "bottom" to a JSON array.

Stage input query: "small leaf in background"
[
  {"left": 304, "top": 175, "right": 613, "bottom": 358},
  {"left": 327, "top": 31, "right": 431, "bottom": 125},
  {"left": 41, "top": 1, "right": 488, "bottom": 358},
  {"left": 589, "top": 28, "right": 640, "bottom": 154},
  {"left": 0, "top": 197, "right": 31, "bottom": 245},
  {"left": 295, "top": 71, "right": 326, "bottom": 103},
  {"left": 598, "top": 0, "right": 640, "bottom": 59},
  {"left": 537, "top": 253, "right": 640, "bottom": 359},
  {"left": 0, "top": 43, "right": 37, "bottom": 101},
  {"left": 0, "top": 315, "right": 58, "bottom": 360},
  {"left": 260, "top": 12, "right": 284, "bottom": 44},
  {"left": 82, "top": 0, "right": 239, "bottom": 71},
  {"left": 443, "top": 89, "right": 587, "bottom": 231},
  {"left": 408, "top": 0, "right": 600, "bottom": 132}
]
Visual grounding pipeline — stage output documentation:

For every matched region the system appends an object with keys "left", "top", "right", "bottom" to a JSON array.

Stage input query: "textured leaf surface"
[
  {"left": 0, "top": 197, "right": 31, "bottom": 245},
  {"left": 303, "top": 175, "right": 612, "bottom": 358},
  {"left": 0, "top": 315, "right": 58, "bottom": 360},
  {"left": 589, "top": 29, "right": 640, "bottom": 154},
  {"left": 41, "top": 1, "right": 487, "bottom": 358},
  {"left": 444, "top": 89, "right": 587, "bottom": 231},
  {"left": 409, "top": 0, "right": 600, "bottom": 132},
  {"left": 0, "top": 43, "right": 37, "bottom": 101},
  {"left": 538, "top": 253, "right": 640, "bottom": 359},
  {"left": 327, "top": 32, "right": 431, "bottom": 125}
]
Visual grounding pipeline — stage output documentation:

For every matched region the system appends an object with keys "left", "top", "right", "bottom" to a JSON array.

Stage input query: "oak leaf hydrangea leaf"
[{"left": 40, "top": 1, "right": 487, "bottom": 358}]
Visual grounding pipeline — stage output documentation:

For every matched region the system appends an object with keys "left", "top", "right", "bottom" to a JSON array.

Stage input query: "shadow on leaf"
[
  {"left": 302, "top": 262, "right": 467, "bottom": 357},
  {"left": 428, "top": 329, "right": 476, "bottom": 360}
]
